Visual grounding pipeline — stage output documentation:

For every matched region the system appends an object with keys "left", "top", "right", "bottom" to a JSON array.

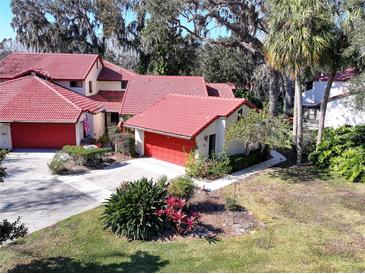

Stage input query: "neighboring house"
[
  {"left": 0, "top": 52, "right": 245, "bottom": 166},
  {"left": 302, "top": 68, "right": 365, "bottom": 129},
  {"left": 124, "top": 95, "right": 256, "bottom": 165}
]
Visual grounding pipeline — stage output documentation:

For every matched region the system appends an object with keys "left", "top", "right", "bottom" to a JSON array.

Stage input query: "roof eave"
[{"left": 123, "top": 124, "right": 193, "bottom": 140}]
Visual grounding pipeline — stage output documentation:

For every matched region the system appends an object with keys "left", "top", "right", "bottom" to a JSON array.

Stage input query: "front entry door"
[
  {"left": 208, "top": 134, "right": 216, "bottom": 156},
  {"left": 0, "top": 124, "right": 10, "bottom": 149}
]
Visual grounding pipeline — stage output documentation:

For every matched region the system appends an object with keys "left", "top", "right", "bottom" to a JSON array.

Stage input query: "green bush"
[
  {"left": 62, "top": 145, "right": 112, "bottom": 166},
  {"left": 185, "top": 152, "right": 232, "bottom": 180},
  {"left": 116, "top": 133, "right": 136, "bottom": 156},
  {"left": 229, "top": 147, "right": 269, "bottom": 172},
  {"left": 168, "top": 176, "right": 196, "bottom": 200},
  {"left": 330, "top": 146, "right": 365, "bottom": 183},
  {"left": 48, "top": 151, "right": 69, "bottom": 174},
  {"left": 97, "top": 134, "right": 110, "bottom": 146},
  {"left": 0, "top": 217, "right": 28, "bottom": 245},
  {"left": 309, "top": 126, "right": 365, "bottom": 168},
  {"left": 225, "top": 197, "right": 240, "bottom": 212},
  {"left": 309, "top": 126, "right": 365, "bottom": 182},
  {"left": 102, "top": 177, "right": 167, "bottom": 241}
]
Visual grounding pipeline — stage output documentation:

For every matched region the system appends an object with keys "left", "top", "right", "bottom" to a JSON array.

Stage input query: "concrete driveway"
[{"left": 0, "top": 150, "right": 184, "bottom": 232}]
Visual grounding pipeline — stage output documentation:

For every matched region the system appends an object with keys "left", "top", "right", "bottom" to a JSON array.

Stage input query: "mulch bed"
[{"left": 159, "top": 189, "right": 264, "bottom": 242}]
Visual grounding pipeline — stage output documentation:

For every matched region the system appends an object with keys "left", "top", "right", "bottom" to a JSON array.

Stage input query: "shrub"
[
  {"left": 330, "top": 146, "right": 365, "bottom": 183},
  {"left": 309, "top": 126, "right": 365, "bottom": 182},
  {"left": 156, "top": 196, "right": 199, "bottom": 234},
  {"left": 62, "top": 145, "right": 112, "bottom": 167},
  {"left": 225, "top": 197, "right": 240, "bottom": 211},
  {"left": 229, "top": 147, "right": 269, "bottom": 172},
  {"left": 309, "top": 126, "right": 365, "bottom": 168},
  {"left": 102, "top": 177, "right": 167, "bottom": 241},
  {"left": 97, "top": 134, "right": 110, "bottom": 146},
  {"left": 0, "top": 217, "right": 28, "bottom": 245},
  {"left": 116, "top": 133, "right": 136, "bottom": 156},
  {"left": 80, "top": 136, "right": 96, "bottom": 145},
  {"left": 48, "top": 151, "right": 69, "bottom": 174},
  {"left": 0, "top": 149, "right": 8, "bottom": 182},
  {"left": 168, "top": 176, "right": 196, "bottom": 200},
  {"left": 185, "top": 152, "right": 232, "bottom": 180}
]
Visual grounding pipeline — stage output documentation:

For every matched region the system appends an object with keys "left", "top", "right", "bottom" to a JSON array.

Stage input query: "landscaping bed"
[{"left": 2, "top": 166, "right": 365, "bottom": 272}]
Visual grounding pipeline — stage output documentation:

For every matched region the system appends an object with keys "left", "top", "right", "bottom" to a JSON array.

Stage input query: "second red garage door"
[
  {"left": 144, "top": 132, "right": 195, "bottom": 165},
  {"left": 11, "top": 123, "right": 76, "bottom": 149}
]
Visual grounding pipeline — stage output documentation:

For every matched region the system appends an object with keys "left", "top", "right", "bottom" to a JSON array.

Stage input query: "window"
[
  {"left": 70, "top": 81, "right": 83, "bottom": 88},
  {"left": 121, "top": 80, "right": 128, "bottom": 90},
  {"left": 89, "top": 81, "right": 93, "bottom": 94},
  {"left": 237, "top": 108, "right": 243, "bottom": 121}
]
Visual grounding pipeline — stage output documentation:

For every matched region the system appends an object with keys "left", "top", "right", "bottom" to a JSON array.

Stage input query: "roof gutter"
[{"left": 123, "top": 124, "right": 193, "bottom": 140}]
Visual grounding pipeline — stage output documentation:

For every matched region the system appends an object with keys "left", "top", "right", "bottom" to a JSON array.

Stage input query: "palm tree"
[{"left": 264, "top": 0, "right": 335, "bottom": 165}]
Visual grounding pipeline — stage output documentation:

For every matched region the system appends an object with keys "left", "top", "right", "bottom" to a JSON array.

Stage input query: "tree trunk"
[
  {"left": 284, "top": 76, "right": 294, "bottom": 116},
  {"left": 269, "top": 69, "right": 280, "bottom": 116},
  {"left": 316, "top": 70, "right": 336, "bottom": 147},
  {"left": 295, "top": 74, "right": 303, "bottom": 166}
]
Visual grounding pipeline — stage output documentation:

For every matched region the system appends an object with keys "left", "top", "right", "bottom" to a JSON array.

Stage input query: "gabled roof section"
[
  {"left": 207, "top": 83, "right": 236, "bottom": 98},
  {"left": 315, "top": 68, "right": 357, "bottom": 82},
  {"left": 124, "top": 94, "right": 253, "bottom": 139},
  {"left": 89, "top": 90, "right": 125, "bottom": 112},
  {"left": 120, "top": 75, "right": 208, "bottom": 115},
  {"left": 97, "top": 60, "right": 137, "bottom": 81},
  {"left": 0, "top": 52, "right": 99, "bottom": 80},
  {"left": 0, "top": 76, "right": 103, "bottom": 123}
]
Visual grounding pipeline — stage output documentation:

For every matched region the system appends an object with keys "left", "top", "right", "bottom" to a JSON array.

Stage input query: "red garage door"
[
  {"left": 144, "top": 132, "right": 195, "bottom": 166},
  {"left": 11, "top": 123, "right": 76, "bottom": 149}
]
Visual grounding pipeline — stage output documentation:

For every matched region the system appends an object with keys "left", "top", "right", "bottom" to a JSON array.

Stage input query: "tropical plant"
[
  {"left": 330, "top": 146, "right": 365, "bottom": 183},
  {"left": 155, "top": 196, "right": 199, "bottom": 234},
  {"left": 48, "top": 151, "right": 69, "bottom": 175},
  {"left": 265, "top": 0, "right": 335, "bottom": 165},
  {"left": 102, "top": 177, "right": 167, "bottom": 241},
  {"left": 225, "top": 107, "right": 292, "bottom": 153},
  {"left": 168, "top": 176, "right": 196, "bottom": 201},
  {"left": 185, "top": 152, "right": 231, "bottom": 180},
  {"left": 0, "top": 217, "right": 28, "bottom": 245}
]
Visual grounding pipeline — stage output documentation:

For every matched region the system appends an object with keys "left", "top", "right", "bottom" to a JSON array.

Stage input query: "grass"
[{"left": 2, "top": 165, "right": 365, "bottom": 272}]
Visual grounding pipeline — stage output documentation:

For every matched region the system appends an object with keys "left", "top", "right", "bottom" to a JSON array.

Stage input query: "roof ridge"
[
  {"left": 166, "top": 93, "right": 244, "bottom": 101},
  {"left": 0, "top": 52, "right": 15, "bottom": 67},
  {"left": 34, "top": 76, "right": 83, "bottom": 111},
  {"left": 135, "top": 74, "right": 205, "bottom": 79},
  {"left": 0, "top": 75, "right": 33, "bottom": 86}
]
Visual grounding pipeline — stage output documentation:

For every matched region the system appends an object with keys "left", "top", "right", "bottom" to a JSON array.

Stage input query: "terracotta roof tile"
[
  {"left": 0, "top": 52, "right": 99, "bottom": 80},
  {"left": 124, "top": 94, "right": 253, "bottom": 138},
  {"left": 89, "top": 90, "right": 125, "bottom": 112},
  {"left": 207, "top": 83, "right": 235, "bottom": 98},
  {"left": 97, "top": 60, "right": 137, "bottom": 81},
  {"left": 0, "top": 76, "right": 103, "bottom": 123},
  {"left": 120, "top": 75, "right": 208, "bottom": 115}
]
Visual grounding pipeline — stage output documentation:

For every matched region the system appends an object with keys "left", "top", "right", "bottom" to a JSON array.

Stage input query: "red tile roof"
[
  {"left": 120, "top": 75, "right": 208, "bottom": 115},
  {"left": 207, "top": 83, "right": 235, "bottom": 98},
  {"left": 97, "top": 60, "right": 137, "bottom": 81},
  {"left": 0, "top": 76, "right": 103, "bottom": 123},
  {"left": 124, "top": 94, "right": 253, "bottom": 139},
  {"left": 89, "top": 90, "right": 125, "bottom": 112},
  {"left": 315, "top": 68, "right": 357, "bottom": 82},
  {"left": 0, "top": 53, "right": 99, "bottom": 80}
]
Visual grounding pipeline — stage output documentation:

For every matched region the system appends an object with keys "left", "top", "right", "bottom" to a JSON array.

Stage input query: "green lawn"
[{"left": 1, "top": 166, "right": 365, "bottom": 272}]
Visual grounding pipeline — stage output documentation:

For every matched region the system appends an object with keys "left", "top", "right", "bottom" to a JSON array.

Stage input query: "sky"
[
  {"left": 0, "top": 0, "right": 227, "bottom": 42},
  {"left": 0, "top": 0, "right": 14, "bottom": 40}
]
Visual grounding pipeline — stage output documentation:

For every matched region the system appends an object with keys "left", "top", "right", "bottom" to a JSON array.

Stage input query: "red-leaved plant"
[{"left": 156, "top": 195, "right": 199, "bottom": 234}]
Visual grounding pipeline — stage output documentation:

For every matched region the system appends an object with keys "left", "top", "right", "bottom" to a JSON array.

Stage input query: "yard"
[{"left": 1, "top": 165, "right": 365, "bottom": 272}]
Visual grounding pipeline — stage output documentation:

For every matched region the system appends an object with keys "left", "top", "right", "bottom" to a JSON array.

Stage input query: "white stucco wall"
[
  {"left": 0, "top": 123, "right": 12, "bottom": 150},
  {"left": 195, "top": 105, "right": 251, "bottom": 158},
  {"left": 97, "top": 81, "right": 125, "bottom": 91},
  {"left": 302, "top": 81, "right": 348, "bottom": 104},
  {"left": 75, "top": 119, "right": 84, "bottom": 145},
  {"left": 85, "top": 59, "right": 103, "bottom": 96},
  {"left": 135, "top": 129, "right": 144, "bottom": 155},
  {"left": 92, "top": 112, "right": 105, "bottom": 138},
  {"left": 53, "top": 59, "right": 102, "bottom": 96},
  {"left": 325, "top": 95, "right": 365, "bottom": 128}
]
